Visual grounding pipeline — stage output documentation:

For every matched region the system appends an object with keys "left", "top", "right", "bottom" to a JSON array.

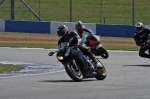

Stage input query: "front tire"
[
  {"left": 94, "top": 61, "right": 107, "bottom": 80},
  {"left": 64, "top": 62, "right": 83, "bottom": 82},
  {"left": 98, "top": 47, "right": 109, "bottom": 59}
]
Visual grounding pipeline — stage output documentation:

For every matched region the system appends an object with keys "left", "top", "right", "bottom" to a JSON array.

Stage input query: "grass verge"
[
  {"left": 0, "top": 32, "right": 140, "bottom": 50},
  {"left": 0, "top": 64, "right": 25, "bottom": 74}
]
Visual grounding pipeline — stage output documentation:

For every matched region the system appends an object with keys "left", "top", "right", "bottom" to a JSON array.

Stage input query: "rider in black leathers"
[
  {"left": 57, "top": 25, "right": 101, "bottom": 67},
  {"left": 134, "top": 22, "right": 150, "bottom": 59}
]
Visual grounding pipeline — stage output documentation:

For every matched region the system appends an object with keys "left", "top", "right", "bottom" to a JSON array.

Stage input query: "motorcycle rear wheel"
[{"left": 65, "top": 62, "right": 83, "bottom": 82}]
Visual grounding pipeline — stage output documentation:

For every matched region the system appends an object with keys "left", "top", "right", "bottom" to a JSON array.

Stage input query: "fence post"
[
  {"left": 11, "top": 0, "right": 15, "bottom": 20},
  {"left": 100, "top": 0, "right": 102, "bottom": 23},
  {"left": 132, "top": 0, "right": 134, "bottom": 25},
  {"left": 70, "top": 0, "right": 72, "bottom": 22},
  {"left": 39, "top": 0, "right": 41, "bottom": 18}
]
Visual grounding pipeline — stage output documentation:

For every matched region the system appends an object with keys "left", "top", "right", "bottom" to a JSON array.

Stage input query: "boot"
[{"left": 87, "top": 50, "right": 102, "bottom": 67}]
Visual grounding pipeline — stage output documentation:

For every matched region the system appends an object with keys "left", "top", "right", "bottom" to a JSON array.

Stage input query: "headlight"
[{"left": 57, "top": 56, "right": 63, "bottom": 60}]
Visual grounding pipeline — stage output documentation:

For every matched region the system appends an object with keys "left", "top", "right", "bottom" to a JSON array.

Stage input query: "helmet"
[
  {"left": 57, "top": 25, "right": 69, "bottom": 38},
  {"left": 135, "top": 22, "right": 144, "bottom": 33},
  {"left": 75, "top": 21, "right": 83, "bottom": 30}
]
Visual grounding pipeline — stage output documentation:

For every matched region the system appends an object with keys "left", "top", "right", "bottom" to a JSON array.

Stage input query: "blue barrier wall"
[
  {"left": 50, "top": 21, "right": 96, "bottom": 34},
  {"left": 96, "top": 24, "right": 135, "bottom": 38},
  {"left": 3, "top": 20, "right": 136, "bottom": 38},
  {"left": 5, "top": 20, "right": 50, "bottom": 33}
]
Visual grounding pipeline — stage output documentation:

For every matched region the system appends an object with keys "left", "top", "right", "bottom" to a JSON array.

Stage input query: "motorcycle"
[
  {"left": 82, "top": 33, "right": 109, "bottom": 59},
  {"left": 48, "top": 42, "right": 107, "bottom": 82},
  {"left": 144, "top": 35, "right": 150, "bottom": 55}
]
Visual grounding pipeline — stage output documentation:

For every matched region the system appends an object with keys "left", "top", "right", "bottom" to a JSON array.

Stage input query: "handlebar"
[{"left": 48, "top": 45, "right": 79, "bottom": 57}]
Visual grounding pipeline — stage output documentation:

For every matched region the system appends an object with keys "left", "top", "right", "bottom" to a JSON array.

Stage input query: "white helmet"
[
  {"left": 75, "top": 21, "right": 83, "bottom": 30},
  {"left": 135, "top": 22, "right": 144, "bottom": 33}
]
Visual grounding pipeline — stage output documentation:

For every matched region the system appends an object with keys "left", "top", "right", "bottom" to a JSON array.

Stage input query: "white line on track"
[{"left": 0, "top": 69, "right": 65, "bottom": 79}]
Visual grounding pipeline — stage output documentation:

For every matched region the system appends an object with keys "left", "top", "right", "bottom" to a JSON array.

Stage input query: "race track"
[{"left": 0, "top": 48, "right": 150, "bottom": 99}]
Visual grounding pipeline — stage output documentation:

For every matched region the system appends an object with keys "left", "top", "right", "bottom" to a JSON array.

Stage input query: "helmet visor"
[
  {"left": 76, "top": 25, "right": 82, "bottom": 30},
  {"left": 136, "top": 27, "right": 143, "bottom": 32},
  {"left": 57, "top": 31, "right": 65, "bottom": 38}
]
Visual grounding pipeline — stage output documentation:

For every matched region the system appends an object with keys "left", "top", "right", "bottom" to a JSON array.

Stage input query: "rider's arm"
[
  {"left": 147, "top": 28, "right": 150, "bottom": 34},
  {"left": 134, "top": 33, "right": 143, "bottom": 46},
  {"left": 82, "top": 26, "right": 93, "bottom": 33},
  {"left": 134, "top": 33, "right": 147, "bottom": 46},
  {"left": 67, "top": 32, "right": 79, "bottom": 46},
  {"left": 58, "top": 39, "right": 63, "bottom": 46}
]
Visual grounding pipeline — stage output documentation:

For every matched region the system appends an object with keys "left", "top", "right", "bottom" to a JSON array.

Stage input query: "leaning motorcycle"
[
  {"left": 82, "top": 34, "right": 109, "bottom": 59},
  {"left": 48, "top": 42, "right": 107, "bottom": 82}
]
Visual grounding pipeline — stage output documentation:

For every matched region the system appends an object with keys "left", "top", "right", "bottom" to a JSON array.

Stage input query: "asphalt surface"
[{"left": 0, "top": 48, "right": 150, "bottom": 99}]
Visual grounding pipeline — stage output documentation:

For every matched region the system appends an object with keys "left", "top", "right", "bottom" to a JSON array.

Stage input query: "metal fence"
[{"left": 0, "top": 0, "right": 150, "bottom": 25}]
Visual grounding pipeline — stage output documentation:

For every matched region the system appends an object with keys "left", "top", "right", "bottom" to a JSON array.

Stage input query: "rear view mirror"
[{"left": 48, "top": 52, "right": 55, "bottom": 56}]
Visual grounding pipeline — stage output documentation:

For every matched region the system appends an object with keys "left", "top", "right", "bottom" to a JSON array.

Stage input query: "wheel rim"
[
  {"left": 70, "top": 64, "right": 81, "bottom": 77},
  {"left": 102, "top": 54, "right": 107, "bottom": 57},
  {"left": 97, "top": 67, "right": 107, "bottom": 76}
]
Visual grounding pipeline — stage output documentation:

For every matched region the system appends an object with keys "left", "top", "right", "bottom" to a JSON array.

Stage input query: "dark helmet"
[
  {"left": 57, "top": 25, "right": 69, "bottom": 38},
  {"left": 75, "top": 21, "right": 83, "bottom": 30},
  {"left": 135, "top": 22, "right": 144, "bottom": 33}
]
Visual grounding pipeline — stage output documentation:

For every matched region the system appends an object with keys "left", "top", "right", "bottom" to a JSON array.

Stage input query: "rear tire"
[
  {"left": 64, "top": 62, "right": 83, "bottom": 82},
  {"left": 94, "top": 61, "right": 107, "bottom": 80}
]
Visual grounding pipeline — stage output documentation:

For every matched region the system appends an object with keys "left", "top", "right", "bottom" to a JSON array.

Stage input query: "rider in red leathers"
[
  {"left": 74, "top": 21, "right": 93, "bottom": 38},
  {"left": 74, "top": 21, "right": 98, "bottom": 46}
]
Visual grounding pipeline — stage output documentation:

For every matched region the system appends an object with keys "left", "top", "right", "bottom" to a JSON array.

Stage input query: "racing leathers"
[
  {"left": 74, "top": 25, "right": 93, "bottom": 38},
  {"left": 134, "top": 27, "right": 150, "bottom": 58},
  {"left": 58, "top": 32, "right": 98, "bottom": 64}
]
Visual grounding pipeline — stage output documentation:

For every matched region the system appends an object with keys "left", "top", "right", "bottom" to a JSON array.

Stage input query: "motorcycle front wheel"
[
  {"left": 94, "top": 61, "right": 107, "bottom": 80},
  {"left": 98, "top": 47, "right": 109, "bottom": 59},
  {"left": 64, "top": 61, "right": 83, "bottom": 82}
]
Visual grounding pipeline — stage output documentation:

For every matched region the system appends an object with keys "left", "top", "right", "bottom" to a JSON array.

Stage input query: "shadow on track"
[
  {"left": 40, "top": 80, "right": 73, "bottom": 83},
  {"left": 123, "top": 64, "right": 150, "bottom": 67},
  {"left": 39, "top": 79, "right": 96, "bottom": 83}
]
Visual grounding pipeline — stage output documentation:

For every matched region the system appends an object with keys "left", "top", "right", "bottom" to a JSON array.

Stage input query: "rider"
[
  {"left": 74, "top": 21, "right": 98, "bottom": 46},
  {"left": 57, "top": 25, "right": 101, "bottom": 67},
  {"left": 74, "top": 21, "right": 93, "bottom": 38},
  {"left": 134, "top": 22, "right": 150, "bottom": 59}
]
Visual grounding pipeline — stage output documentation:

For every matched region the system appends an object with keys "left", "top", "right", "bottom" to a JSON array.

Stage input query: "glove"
[{"left": 92, "top": 32, "right": 96, "bottom": 35}]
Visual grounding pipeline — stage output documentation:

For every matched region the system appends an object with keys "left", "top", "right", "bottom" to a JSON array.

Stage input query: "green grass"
[
  {"left": 0, "top": 64, "right": 25, "bottom": 74},
  {"left": 0, "top": 0, "right": 150, "bottom": 24}
]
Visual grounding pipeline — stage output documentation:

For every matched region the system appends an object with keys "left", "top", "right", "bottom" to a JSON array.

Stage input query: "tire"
[
  {"left": 64, "top": 62, "right": 83, "bottom": 82},
  {"left": 94, "top": 61, "right": 107, "bottom": 80},
  {"left": 98, "top": 47, "right": 109, "bottom": 59}
]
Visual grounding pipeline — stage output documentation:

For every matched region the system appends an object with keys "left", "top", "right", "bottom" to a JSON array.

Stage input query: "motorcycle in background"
[
  {"left": 145, "top": 34, "right": 150, "bottom": 55},
  {"left": 48, "top": 42, "right": 107, "bottom": 82},
  {"left": 82, "top": 33, "right": 109, "bottom": 59}
]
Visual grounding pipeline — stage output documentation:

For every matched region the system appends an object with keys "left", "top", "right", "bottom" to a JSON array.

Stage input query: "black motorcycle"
[{"left": 48, "top": 42, "right": 107, "bottom": 82}]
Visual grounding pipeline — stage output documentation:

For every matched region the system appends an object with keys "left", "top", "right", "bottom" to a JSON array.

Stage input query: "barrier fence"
[
  {"left": 0, "top": 0, "right": 150, "bottom": 24},
  {"left": 0, "top": 20, "right": 135, "bottom": 38}
]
